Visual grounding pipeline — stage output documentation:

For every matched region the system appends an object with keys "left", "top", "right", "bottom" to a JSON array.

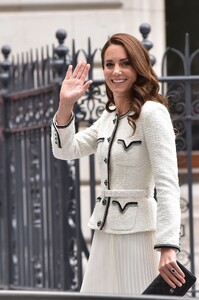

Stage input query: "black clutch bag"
[{"left": 142, "top": 261, "right": 197, "bottom": 296}]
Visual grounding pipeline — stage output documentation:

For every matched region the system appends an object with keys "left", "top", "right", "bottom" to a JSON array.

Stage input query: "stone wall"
[{"left": 0, "top": 0, "right": 165, "bottom": 76}]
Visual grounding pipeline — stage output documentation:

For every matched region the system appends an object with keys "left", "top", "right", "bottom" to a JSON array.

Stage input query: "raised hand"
[
  {"left": 60, "top": 61, "right": 93, "bottom": 105},
  {"left": 56, "top": 61, "right": 93, "bottom": 125}
]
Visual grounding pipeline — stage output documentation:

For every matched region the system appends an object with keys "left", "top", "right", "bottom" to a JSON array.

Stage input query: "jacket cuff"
[
  {"left": 54, "top": 112, "right": 74, "bottom": 128},
  {"left": 52, "top": 113, "right": 74, "bottom": 148},
  {"left": 154, "top": 244, "right": 181, "bottom": 252}
]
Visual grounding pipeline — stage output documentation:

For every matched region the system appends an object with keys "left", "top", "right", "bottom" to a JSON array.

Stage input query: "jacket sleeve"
[
  {"left": 142, "top": 101, "right": 181, "bottom": 251},
  {"left": 51, "top": 113, "right": 102, "bottom": 160}
]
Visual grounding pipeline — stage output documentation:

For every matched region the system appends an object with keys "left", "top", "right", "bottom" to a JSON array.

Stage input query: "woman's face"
[{"left": 103, "top": 44, "right": 137, "bottom": 99}]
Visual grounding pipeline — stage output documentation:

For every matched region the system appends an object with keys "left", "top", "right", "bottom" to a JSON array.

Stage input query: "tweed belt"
[{"left": 101, "top": 189, "right": 153, "bottom": 199}]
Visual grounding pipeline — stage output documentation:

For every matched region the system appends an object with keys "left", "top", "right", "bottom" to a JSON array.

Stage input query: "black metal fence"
[{"left": 0, "top": 23, "right": 198, "bottom": 297}]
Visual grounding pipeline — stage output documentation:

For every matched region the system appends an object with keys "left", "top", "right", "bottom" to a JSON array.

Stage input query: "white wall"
[{"left": 0, "top": 0, "right": 165, "bottom": 76}]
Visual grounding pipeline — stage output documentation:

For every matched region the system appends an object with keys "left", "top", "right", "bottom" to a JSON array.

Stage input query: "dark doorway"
[
  {"left": 165, "top": 0, "right": 199, "bottom": 151},
  {"left": 165, "top": 0, "right": 199, "bottom": 75}
]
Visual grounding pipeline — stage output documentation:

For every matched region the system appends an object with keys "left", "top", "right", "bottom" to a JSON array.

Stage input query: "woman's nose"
[{"left": 113, "top": 66, "right": 122, "bottom": 75}]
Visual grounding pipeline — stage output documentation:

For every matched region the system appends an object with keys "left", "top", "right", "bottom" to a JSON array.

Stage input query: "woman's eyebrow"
[
  {"left": 104, "top": 58, "right": 128, "bottom": 62},
  {"left": 120, "top": 58, "right": 129, "bottom": 62}
]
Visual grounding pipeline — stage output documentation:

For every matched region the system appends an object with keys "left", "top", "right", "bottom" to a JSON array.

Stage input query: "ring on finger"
[{"left": 170, "top": 268, "right": 176, "bottom": 273}]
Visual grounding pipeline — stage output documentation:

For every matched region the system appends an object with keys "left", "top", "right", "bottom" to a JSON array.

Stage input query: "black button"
[
  {"left": 107, "top": 137, "right": 111, "bottom": 142},
  {"left": 102, "top": 199, "right": 107, "bottom": 205},
  {"left": 97, "top": 221, "right": 102, "bottom": 227},
  {"left": 104, "top": 180, "right": 108, "bottom": 186},
  {"left": 104, "top": 158, "right": 107, "bottom": 163},
  {"left": 113, "top": 119, "right": 116, "bottom": 124},
  {"left": 96, "top": 197, "right": 101, "bottom": 202}
]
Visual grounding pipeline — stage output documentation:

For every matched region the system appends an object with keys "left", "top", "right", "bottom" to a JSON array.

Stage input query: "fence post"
[
  {"left": 52, "top": 29, "right": 70, "bottom": 81},
  {"left": 139, "top": 23, "right": 156, "bottom": 66},
  {"left": 0, "top": 45, "right": 12, "bottom": 287}
]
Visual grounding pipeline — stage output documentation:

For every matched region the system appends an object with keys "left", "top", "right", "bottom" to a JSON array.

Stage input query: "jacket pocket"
[
  {"left": 115, "top": 139, "right": 142, "bottom": 166},
  {"left": 108, "top": 199, "right": 138, "bottom": 231}
]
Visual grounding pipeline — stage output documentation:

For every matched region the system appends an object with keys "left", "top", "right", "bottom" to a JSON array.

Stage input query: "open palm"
[{"left": 60, "top": 61, "right": 93, "bottom": 105}]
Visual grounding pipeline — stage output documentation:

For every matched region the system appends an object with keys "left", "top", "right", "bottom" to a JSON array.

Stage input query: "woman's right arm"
[
  {"left": 51, "top": 61, "right": 103, "bottom": 161},
  {"left": 56, "top": 61, "right": 93, "bottom": 125}
]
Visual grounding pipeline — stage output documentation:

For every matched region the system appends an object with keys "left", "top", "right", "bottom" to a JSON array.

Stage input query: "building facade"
[{"left": 0, "top": 0, "right": 165, "bottom": 76}]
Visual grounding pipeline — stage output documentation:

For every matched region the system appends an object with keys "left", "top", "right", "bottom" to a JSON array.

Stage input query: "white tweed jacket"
[{"left": 51, "top": 101, "right": 181, "bottom": 251}]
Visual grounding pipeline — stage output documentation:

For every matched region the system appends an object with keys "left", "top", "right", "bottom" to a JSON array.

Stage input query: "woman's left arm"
[{"left": 142, "top": 101, "right": 185, "bottom": 287}]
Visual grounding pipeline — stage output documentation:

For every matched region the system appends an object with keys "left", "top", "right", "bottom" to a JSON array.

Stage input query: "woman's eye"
[
  {"left": 105, "top": 62, "right": 113, "bottom": 68},
  {"left": 121, "top": 61, "right": 130, "bottom": 66}
]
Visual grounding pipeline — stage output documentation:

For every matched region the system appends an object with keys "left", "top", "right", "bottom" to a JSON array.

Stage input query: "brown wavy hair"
[{"left": 101, "top": 33, "right": 168, "bottom": 133}]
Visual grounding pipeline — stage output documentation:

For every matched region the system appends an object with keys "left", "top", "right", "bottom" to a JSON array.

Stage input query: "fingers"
[
  {"left": 64, "top": 61, "right": 90, "bottom": 81},
  {"left": 82, "top": 80, "right": 93, "bottom": 92},
  {"left": 159, "top": 263, "right": 186, "bottom": 289},
  {"left": 65, "top": 64, "right": 73, "bottom": 80},
  {"left": 73, "top": 61, "right": 90, "bottom": 80},
  {"left": 171, "top": 263, "right": 185, "bottom": 278}
]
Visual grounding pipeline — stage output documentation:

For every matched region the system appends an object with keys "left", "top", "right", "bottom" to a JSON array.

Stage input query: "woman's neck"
[
  {"left": 115, "top": 99, "right": 130, "bottom": 115},
  {"left": 114, "top": 93, "right": 131, "bottom": 115}
]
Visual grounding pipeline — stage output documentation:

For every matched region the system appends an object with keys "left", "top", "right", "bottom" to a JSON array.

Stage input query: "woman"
[{"left": 51, "top": 33, "right": 185, "bottom": 295}]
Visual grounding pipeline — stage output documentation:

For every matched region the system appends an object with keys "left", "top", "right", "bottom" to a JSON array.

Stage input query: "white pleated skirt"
[{"left": 80, "top": 230, "right": 160, "bottom": 295}]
